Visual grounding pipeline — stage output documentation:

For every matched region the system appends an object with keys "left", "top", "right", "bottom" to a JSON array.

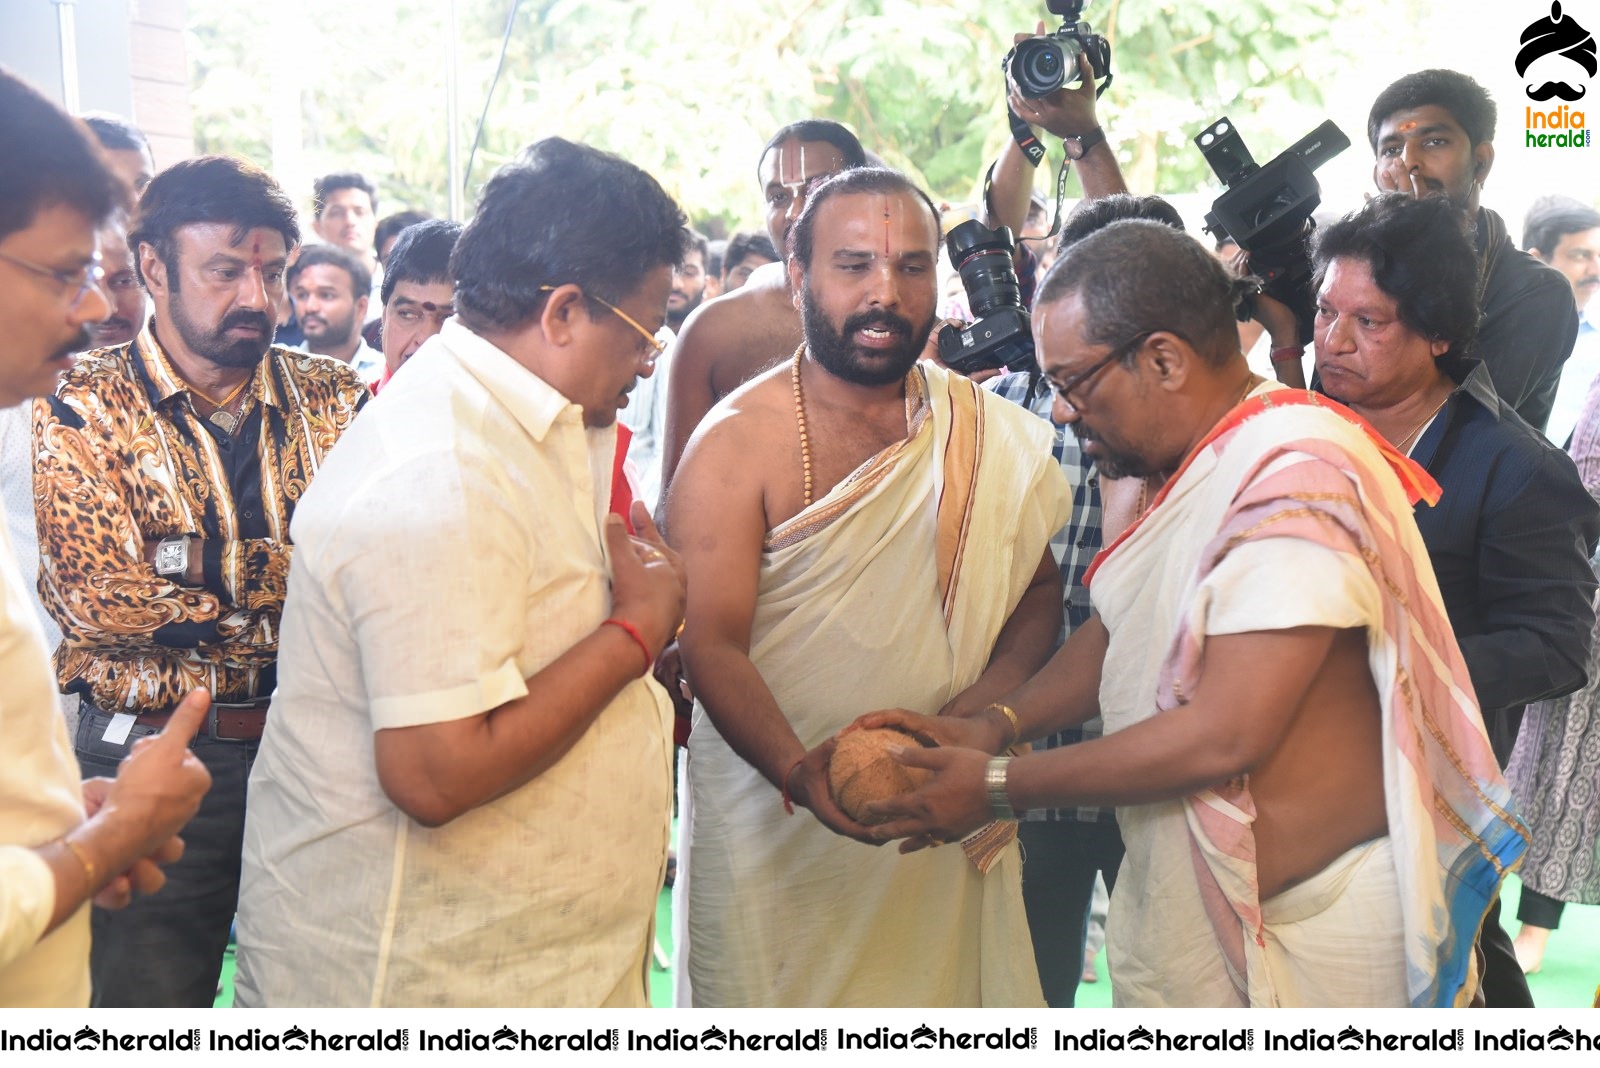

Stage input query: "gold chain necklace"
[
  {"left": 791, "top": 346, "right": 814, "bottom": 507},
  {"left": 199, "top": 377, "right": 253, "bottom": 435},
  {"left": 1394, "top": 394, "right": 1451, "bottom": 454}
]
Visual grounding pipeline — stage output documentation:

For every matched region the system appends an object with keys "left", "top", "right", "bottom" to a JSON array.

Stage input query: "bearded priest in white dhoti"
[
  {"left": 862, "top": 219, "right": 1525, "bottom": 1009},
  {"left": 666, "top": 168, "right": 1068, "bottom": 1007}
]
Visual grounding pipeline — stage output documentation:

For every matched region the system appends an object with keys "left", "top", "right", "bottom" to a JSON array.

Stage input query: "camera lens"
[
  {"left": 946, "top": 221, "right": 1023, "bottom": 319},
  {"left": 1011, "top": 37, "right": 1067, "bottom": 98}
]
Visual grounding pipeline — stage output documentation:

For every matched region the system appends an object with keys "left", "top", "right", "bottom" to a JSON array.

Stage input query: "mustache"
[
  {"left": 1527, "top": 81, "right": 1587, "bottom": 101},
  {"left": 92, "top": 317, "right": 133, "bottom": 332},
  {"left": 843, "top": 309, "right": 914, "bottom": 338},
  {"left": 222, "top": 310, "right": 273, "bottom": 332}
]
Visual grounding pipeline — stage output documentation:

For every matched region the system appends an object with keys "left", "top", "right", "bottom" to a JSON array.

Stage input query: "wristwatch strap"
[{"left": 1062, "top": 126, "right": 1107, "bottom": 160}]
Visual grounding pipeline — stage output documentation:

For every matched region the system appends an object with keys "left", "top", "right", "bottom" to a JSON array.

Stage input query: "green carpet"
[{"left": 214, "top": 874, "right": 1597, "bottom": 1008}]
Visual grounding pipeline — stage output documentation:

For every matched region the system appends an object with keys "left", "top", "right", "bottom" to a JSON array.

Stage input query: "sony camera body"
[
  {"left": 937, "top": 220, "right": 1035, "bottom": 376},
  {"left": 1006, "top": 0, "right": 1112, "bottom": 98},
  {"left": 1195, "top": 117, "right": 1350, "bottom": 342}
]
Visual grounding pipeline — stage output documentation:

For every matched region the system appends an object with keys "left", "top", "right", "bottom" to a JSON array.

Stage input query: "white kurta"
[
  {"left": 235, "top": 319, "right": 674, "bottom": 1007},
  {"left": 680, "top": 365, "right": 1067, "bottom": 1007},
  {"left": 0, "top": 518, "right": 88, "bottom": 1007}
]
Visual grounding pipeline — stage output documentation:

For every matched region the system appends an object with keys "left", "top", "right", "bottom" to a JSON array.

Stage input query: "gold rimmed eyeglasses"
[{"left": 538, "top": 284, "right": 665, "bottom": 365}]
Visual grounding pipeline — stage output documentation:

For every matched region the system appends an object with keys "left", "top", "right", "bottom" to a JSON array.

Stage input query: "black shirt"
[{"left": 1474, "top": 207, "right": 1579, "bottom": 433}]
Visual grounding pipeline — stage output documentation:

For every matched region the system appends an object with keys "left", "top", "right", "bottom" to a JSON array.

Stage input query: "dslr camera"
[
  {"left": 937, "top": 220, "right": 1034, "bottom": 376},
  {"left": 1005, "top": 0, "right": 1112, "bottom": 98},
  {"left": 1194, "top": 116, "right": 1350, "bottom": 342}
]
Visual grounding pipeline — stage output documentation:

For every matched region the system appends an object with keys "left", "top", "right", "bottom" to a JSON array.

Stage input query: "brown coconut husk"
[{"left": 828, "top": 726, "right": 933, "bottom": 824}]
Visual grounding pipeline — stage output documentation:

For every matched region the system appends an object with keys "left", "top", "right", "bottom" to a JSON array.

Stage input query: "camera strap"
[
  {"left": 981, "top": 142, "right": 1073, "bottom": 247},
  {"left": 1006, "top": 104, "right": 1047, "bottom": 168}
]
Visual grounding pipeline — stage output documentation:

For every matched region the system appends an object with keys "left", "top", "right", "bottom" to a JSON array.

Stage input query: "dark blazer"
[{"left": 1410, "top": 355, "right": 1600, "bottom": 763}]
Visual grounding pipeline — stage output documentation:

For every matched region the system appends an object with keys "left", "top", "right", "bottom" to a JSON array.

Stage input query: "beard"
[
  {"left": 1071, "top": 422, "right": 1154, "bottom": 481},
  {"left": 800, "top": 284, "right": 932, "bottom": 388},
  {"left": 301, "top": 309, "right": 358, "bottom": 353},
  {"left": 667, "top": 287, "right": 703, "bottom": 328},
  {"left": 168, "top": 288, "right": 274, "bottom": 370}
]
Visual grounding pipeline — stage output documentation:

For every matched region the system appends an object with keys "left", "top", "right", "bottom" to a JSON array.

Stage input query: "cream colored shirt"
[
  {"left": 0, "top": 518, "right": 88, "bottom": 1007},
  {"left": 235, "top": 318, "right": 674, "bottom": 1007}
]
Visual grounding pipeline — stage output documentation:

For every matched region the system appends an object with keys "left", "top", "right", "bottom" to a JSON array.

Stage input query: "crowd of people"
[{"left": 2, "top": 16, "right": 1599, "bottom": 1013}]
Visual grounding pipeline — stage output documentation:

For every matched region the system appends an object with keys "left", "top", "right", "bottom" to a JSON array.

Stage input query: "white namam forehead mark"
[
  {"left": 771, "top": 141, "right": 842, "bottom": 195},
  {"left": 775, "top": 141, "right": 811, "bottom": 187}
]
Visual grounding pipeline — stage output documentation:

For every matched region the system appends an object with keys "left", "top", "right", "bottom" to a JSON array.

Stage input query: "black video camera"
[
  {"left": 1194, "top": 117, "right": 1350, "bottom": 344},
  {"left": 937, "top": 220, "right": 1034, "bottom": 377},
  {"left": 1005, "top": 0, "right": 1112, "bottom": 99}
]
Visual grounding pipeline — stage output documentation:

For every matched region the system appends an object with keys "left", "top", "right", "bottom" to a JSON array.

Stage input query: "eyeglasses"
[
  {"left": 1050, "top": 330, "right": 1157, "bottom": 413},
  {"left": 0, "top": 249, "right": 106, "bottom": 309},
  {"left": 539, "top": 284, "right": 666, "bottom": 366}
]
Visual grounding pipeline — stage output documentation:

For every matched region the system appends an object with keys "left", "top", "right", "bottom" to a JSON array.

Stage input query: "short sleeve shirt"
[{"left": 235, "top": 319, "right": 674, "bottom": 1007}]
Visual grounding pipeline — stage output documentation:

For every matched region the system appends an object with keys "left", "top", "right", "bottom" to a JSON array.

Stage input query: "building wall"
[{"left": 0, "top": 0, "right": 192, "bottom": 167}]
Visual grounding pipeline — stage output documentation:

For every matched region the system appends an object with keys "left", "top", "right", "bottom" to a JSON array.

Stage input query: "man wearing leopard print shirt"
[{"left": 32, "top": 156, "right": 367, "bottom": 1006}]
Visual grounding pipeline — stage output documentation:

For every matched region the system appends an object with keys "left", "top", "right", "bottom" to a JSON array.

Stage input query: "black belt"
[{"left": 80, "top": 697, "right": 270, "bottom": 743}]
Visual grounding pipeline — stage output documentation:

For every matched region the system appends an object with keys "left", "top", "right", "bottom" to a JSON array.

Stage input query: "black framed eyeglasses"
[{"left": 1050, "top": 330, "right": 1157, "bottom": 413}]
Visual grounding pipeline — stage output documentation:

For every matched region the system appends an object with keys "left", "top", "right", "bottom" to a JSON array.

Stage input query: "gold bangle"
[
  {"left": 62, "top": 836, "right": 99, "bottom": 893},
  {"left": 986, "top": 702, "right": 1021, "bottom": 748}
]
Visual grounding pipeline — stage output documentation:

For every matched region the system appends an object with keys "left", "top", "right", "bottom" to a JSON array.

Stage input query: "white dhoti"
[
  {"left": 679, "top": 365, "right": 1067, "bottom": 1007},
  {"left": 1090, "top": 389, "right": 1524, "bottom": 1008}
]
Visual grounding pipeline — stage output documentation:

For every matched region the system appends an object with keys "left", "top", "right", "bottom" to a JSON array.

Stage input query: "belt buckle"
[{"left": 206, "top": 700, "right": 266, "bottom": 742}]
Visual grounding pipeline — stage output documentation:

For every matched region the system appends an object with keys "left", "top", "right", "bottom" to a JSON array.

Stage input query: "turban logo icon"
[{"left": 1518, "top": 2, "right": 1596, "bottom": 102}]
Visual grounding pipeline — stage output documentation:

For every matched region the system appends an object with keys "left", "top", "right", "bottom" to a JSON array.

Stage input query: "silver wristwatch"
[
  {"left": 154, "top": 535, "right": 191, "bottom": 582},
  {"left": 986, "top": 756, "right": 1020, "bottom": 821}
]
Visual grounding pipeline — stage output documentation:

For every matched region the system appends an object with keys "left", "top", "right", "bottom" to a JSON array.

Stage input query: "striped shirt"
[{"left": 987, "top": 370, "right": 1111, "bottom": 823}]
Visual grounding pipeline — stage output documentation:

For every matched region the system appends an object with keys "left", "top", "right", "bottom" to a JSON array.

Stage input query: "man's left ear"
[
  {"left": 1430, "top": 337, "right": 1450, "bottom": 359},
  {"left": 1145, "top": 331, "right": 1190, "bottom": 389},
  {"left": 1472, "top": 141, "right": 1495, "bottom": 186}
]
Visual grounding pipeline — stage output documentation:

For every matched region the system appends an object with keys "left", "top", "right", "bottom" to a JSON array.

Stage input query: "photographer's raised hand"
[
  {"left": 1007, "top": 40, "right": 1100, "bottom": 141},
  {"left": 1005, "top": 44, "right": 1127, "bottom": 199}
]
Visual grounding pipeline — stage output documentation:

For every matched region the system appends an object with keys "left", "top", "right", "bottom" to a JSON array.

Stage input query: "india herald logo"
[{"left": 1518, "top": 2, "right": 1596, "bottom": 102}]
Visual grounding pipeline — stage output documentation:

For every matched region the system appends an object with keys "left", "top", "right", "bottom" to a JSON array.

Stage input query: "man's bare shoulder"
[
  {"left": 667, "top": 363, "right": 795, "bottom": 532},
  {"left": 673, "top": 264, "right": 800, "bottom": 396},
  {"left": 677, "top": 269, "right": 793, "bottom": 347},
  {"left": 686, "top": 362, "right": 794, "bottom": 454}
]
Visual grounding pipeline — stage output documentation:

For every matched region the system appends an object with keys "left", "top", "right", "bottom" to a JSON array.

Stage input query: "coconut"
[{"left": 828, "top": 727, "right": 932, "bottom": 824}]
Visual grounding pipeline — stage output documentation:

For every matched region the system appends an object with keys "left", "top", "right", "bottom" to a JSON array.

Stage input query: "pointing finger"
[{"left": 154, "top": 688, "right": 210, "bottom": 749}]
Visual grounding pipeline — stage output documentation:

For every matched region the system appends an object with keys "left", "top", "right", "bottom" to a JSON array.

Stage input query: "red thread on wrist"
[
  {"left": 1269, "top": 344, "right": 1305, "bottom": 365},
  {"left": 603, "top": 618, "right": 653, "bottom": 676},
  {"left": 780, "top": 757, "right": 806, "bottom": 815}
]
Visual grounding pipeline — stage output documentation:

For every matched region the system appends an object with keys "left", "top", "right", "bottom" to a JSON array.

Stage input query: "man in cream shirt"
[{"left": 235, "top": 138, "right": 690, "bottom": 1007}]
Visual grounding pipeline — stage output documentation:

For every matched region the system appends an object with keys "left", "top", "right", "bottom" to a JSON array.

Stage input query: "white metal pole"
[
  {"left": 53, "top": 0, "right": 80, "bottom": 112},
  {"left": 446, "top": 0, "right": 464, "bottom": 220}
]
